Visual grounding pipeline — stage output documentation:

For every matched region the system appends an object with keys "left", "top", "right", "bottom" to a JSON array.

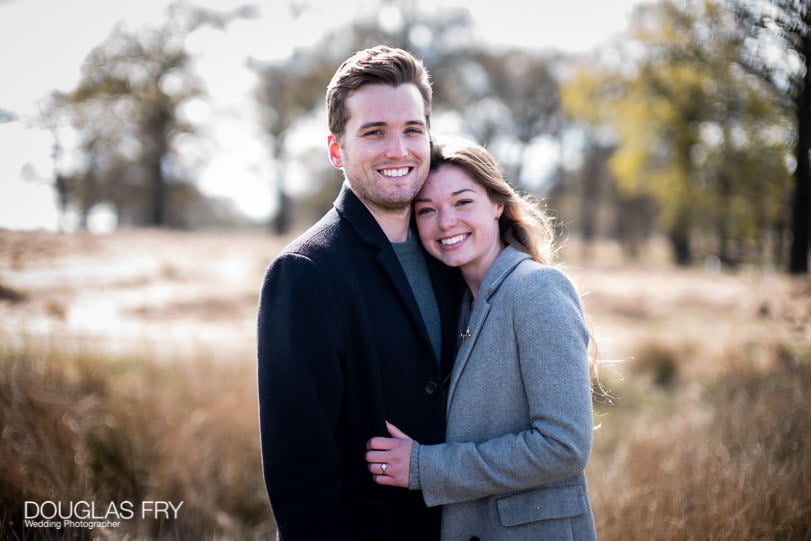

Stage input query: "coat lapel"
[
  {"left": 446, "top": 291, "right": 491, "bottom": 407},
  {"left": 445, "top": 246, "right": 532, "bottom": 410},
  {"left": 334, "top": 185, "right": 441, "bottom": 367}
]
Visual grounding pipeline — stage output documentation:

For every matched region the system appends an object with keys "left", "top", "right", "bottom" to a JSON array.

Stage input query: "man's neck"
[
  {"left": 348, "top": 192, "right": 411, "bottom": 242},
  {"left": 367, "top": 205, "right": 412, "bottom": 243}
]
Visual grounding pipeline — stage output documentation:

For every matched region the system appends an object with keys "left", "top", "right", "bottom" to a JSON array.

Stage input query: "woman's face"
[{"left": 414, "top": 164, "right": 504, "bottom": 287}]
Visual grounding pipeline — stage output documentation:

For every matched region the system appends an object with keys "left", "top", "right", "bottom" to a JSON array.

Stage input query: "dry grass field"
[{"left": 1, "top": 229, "right": 809, "bottom": 540}]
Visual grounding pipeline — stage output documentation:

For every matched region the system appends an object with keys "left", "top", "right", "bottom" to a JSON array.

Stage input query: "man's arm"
[{"left": 257, "top": 252, "right": 353, "bottom": 540}]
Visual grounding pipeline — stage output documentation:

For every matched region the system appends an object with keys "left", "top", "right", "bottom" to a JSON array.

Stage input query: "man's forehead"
[{"left": 344, "top": 83, "right": 426, "bottom": 122}]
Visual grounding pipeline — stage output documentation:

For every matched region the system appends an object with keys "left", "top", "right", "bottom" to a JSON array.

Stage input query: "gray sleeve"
[
  {"left": 416, "top": 267, "right": 593, "bottom": 507},
  {"left": 408, "top": 441, "right": 422, "bottom": 490}
]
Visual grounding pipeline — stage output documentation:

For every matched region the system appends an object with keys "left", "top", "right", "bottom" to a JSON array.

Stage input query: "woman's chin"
[{"left": 433, "top": 252, "right": 466, "bottom": 269}]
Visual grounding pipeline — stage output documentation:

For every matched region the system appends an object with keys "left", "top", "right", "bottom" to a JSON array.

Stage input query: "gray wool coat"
[{"left": 410, "top": 246, "right": 598, "bottom": 541}]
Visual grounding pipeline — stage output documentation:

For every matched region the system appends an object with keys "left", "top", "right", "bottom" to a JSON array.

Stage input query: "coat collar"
[
  {"left": 477, "top": 245, "right": 531, "bottom": 301},
  {"left": 333, "top": 182, "right": 391, "bottom": 249}
]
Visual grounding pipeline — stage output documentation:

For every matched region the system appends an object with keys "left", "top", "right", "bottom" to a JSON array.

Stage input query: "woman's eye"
[
  {"left": 456, "top": 199, "right": 473, "bottom": 207},
  {"left": 416, "top": 207, "right": 435, "bottom": 216}
]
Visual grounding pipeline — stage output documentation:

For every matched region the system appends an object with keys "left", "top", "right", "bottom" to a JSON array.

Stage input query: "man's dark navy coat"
[{"left": 257, "top": 185, "right": 460, "bottom": 540}]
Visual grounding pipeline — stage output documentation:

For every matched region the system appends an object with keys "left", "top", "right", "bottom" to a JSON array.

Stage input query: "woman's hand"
[{"left": 365, "top": 421, "right": 414, "bottom": 487}]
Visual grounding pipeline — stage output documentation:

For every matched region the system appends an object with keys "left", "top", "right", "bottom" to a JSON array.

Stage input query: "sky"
[{"left": 0, "top": 0, "right": 645, "bottom": 231}]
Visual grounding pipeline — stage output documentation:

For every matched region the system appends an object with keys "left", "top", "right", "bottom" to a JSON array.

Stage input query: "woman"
[{"left": 366, "top": 138, "right": 598, "bottom": 540}]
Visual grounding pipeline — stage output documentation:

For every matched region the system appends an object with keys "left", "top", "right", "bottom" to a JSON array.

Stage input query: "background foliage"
[{"left": 22, "top": 0, "right": 808, "bottom": 272}]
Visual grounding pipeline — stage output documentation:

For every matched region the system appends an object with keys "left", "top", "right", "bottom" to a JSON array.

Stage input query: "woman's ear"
[{"left": 327, "top": 134, "right": 343, "bottom": 169}]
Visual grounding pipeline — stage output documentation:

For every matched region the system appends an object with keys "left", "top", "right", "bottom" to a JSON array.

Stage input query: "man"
[{"left": 257, "top": 46, "right": 460, "bottom": 540}]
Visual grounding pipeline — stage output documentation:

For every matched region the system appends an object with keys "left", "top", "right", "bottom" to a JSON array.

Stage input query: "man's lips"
[{"left": 379, "top": 166, "right": 413, "bottom": 178}]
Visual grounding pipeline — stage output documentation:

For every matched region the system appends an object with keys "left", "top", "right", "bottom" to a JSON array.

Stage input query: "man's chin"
[
  {"left": 376, "top": 192, "right": 420, "bottom": 212},
  {"left": 382, "top": 199, "right": 414, "bottom": 211}
]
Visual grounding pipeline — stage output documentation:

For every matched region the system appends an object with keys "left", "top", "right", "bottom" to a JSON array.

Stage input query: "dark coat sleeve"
[{"left": 257, "top": 251, "right": 353, "bottom": 540}]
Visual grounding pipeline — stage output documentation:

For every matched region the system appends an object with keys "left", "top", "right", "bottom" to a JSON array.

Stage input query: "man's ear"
[{"left": 327, "top": 134, "right": 343, "bottom": 169}]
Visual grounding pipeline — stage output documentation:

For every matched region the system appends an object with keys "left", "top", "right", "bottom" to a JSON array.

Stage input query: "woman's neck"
[{"left": 461, "top": 243, "right": 506, "bottom": 299}]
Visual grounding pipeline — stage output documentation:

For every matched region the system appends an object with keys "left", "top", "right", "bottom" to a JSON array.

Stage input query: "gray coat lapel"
[
  {"left": 445, "top": 247, "right": 531, "bottom": 409},
  {"left": 446, "top": 292, "right": 490, "bottom": 408}
]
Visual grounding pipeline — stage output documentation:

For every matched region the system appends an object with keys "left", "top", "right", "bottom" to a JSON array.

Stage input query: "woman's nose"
[{"left": 438, "top": 208, "right": 457, "bottom": 229}]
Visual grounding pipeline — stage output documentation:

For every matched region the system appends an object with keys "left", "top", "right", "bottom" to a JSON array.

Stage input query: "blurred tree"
[
  {"left": 732, "top": 0, "right": 809, "bottom": 272},
  {"left": 252, "top": 50, "right": 335, "bottom": 234},
  {"left": 11, "top": 107, "right": 75, "bottom": 231},
  {"left": 455, "top": 49, "right": 564, "bottom": 190},
  {"left": 252, "top": 0, "right": 474, "bottom": 233},
  {"left": 52, "top": 3, "right": 252, "bottom": 228},
  {"left": 325, "top": 3, "right": 564, "bottom": 191},
  {"left": 251, "top": 1, "right": 572, "bottom": 234},
  {"left": 562, "top": 0, "right": 791, "bottom": 266}
]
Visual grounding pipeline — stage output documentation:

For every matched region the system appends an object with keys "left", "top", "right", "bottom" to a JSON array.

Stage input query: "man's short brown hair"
[{"left": 326, "top": 46, "right": 432, "bottom": 141}]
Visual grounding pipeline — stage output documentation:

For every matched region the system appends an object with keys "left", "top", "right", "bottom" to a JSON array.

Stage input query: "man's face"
[{"left": 328, "top": 83, "right": 430, "bottom": 214}]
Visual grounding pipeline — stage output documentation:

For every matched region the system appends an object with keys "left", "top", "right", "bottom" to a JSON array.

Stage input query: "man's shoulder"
[{"left": 276, "top": 207, "right": 363, "bottom": 264}]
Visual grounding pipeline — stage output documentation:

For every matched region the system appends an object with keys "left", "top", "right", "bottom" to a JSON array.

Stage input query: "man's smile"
[{"left": 379, "top": 167, "right": 412, "bottom": 178}]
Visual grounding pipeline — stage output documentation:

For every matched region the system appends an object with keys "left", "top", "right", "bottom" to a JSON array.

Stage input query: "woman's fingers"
[
  {"left": 385, "top": 421, "right": 410, "bottom": 439},
  {"left": 368, "top": 460, "right": 408, "bottom": 487},
  {"left": 365, "top": 449, "right": 391, "bottom": 464},
  {"left": 366, "top": 457, "right": 394, "bottom": 478},
  {"left": 364, "top": 422, "right": 414, "bottom": 488},
  {"left": 366, "top": 436, "right": 397, "bottom": 451}
]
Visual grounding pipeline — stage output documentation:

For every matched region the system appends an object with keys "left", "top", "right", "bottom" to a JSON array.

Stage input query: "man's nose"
[{"left": 384, "top": 134, "right": 408, "bottom": 159}]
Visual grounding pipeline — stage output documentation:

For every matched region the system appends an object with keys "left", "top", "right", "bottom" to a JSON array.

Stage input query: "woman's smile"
[{"left": 438, "top": 233, "right": 471, "bottom": 249}]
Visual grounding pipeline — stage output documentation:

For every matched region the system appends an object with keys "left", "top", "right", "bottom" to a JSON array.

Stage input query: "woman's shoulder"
[
  {"left": 513, "top": 259, "right": 576, "bottom": 287},
  {"left": 507, "top": 260, "right": 582, "bottom": 308}
]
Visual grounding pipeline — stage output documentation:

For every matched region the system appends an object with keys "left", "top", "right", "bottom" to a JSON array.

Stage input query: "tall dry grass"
[
  {"left": 589, "top": 346, "right": 811, "bottom": 540},
  {"left": 1, "top": 230, "right": 809, "bottom": 539},
  {"left": 4, "top": 337, "right": 807, "bottom": 540},
  {"left": 0, "top": 339, "right": 274, "bottom": 540}
]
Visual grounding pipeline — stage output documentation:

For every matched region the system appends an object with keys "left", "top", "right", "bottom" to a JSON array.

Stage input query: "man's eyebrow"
[
  {"left": 357, "top": 120, "right": 426, "bottom": 130},
  {"left": 358, "top": 121, "right": 386, "bottom": 130}
]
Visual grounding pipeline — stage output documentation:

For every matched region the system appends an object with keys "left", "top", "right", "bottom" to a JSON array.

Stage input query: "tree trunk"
[
  {"left": 273, "top": 190, "right": 292, "bottom": 235},
  {"left": 149, "top": 158, "right": 167, "bottom": 227},
  {"left": 271, "top": 146, "right": 291, "bottom": 235},
  {"left": 147, "top": 106, "right": 170, "bottom": 227},
  {"left": 717, "top": 171, "right": 733, "bottom": 265},
  {"left": 579, "top": 143, "right": 603, "bottom": 261},
  {"left": 789, "top": 20, "right": 811, "bottom": 273},
  {"left": 669, "top": 229, "right": 692, "bottom": 266},
  {"left": 669, "top": 207, "right": 692, "bottom": 266}
]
